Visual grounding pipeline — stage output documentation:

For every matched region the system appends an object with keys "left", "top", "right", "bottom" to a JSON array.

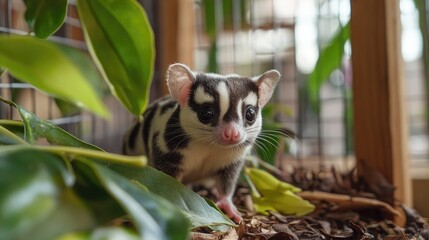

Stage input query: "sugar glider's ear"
[
  {"left": 166, "top": 63, "right": 195, "bottom": 106},
  {"left": 255, "top": 70, "right": 281, "bottom": 107}
]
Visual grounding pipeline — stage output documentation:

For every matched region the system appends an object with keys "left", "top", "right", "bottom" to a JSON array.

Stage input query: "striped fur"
[{"left": 123, "top": 64, "right": 280, "bottom": 221}]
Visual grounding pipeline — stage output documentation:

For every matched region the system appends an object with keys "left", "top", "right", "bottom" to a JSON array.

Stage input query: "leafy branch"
[{"left": 0, "top": 0, "right": 234, "bottom": 239}]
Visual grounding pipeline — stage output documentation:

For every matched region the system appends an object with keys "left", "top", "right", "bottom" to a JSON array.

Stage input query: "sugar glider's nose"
[{"left": 219, "top": 122, "right": 242, "bottom": 145}]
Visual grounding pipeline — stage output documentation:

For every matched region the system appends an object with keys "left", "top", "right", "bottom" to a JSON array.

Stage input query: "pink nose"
[{"left": 222, "top": 127, "right": 240, "bottom": 143}]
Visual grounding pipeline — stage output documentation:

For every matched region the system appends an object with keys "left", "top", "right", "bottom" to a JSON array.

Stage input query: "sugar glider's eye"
[
  {"left": 245, "top": 106, "right": 256, "bottom": 123},
  {"left": 198, "top": 104, "right": 214, "bottom": 124}
]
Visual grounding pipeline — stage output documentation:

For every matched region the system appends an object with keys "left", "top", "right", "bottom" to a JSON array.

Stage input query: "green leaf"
[
  {"left": 255, "top": 124, "right": 281, "bottom": 165},
  {"left": 56, "top": 227, "right": 140, "bottom": 240},
  {"left": 245, "top": 167, "right": 314, "bottom": 216},
  {"left": 73, "top": 159, "right": 189, "bottom": 240},
  {"left": 109, "top": 164, "right": 235, "bottom": 231},
  {"left": 245, "top": 168, "right": 301, "bottom": 194},
  {"left": 252, "top": 189, "right": 315, "bottom": 216},
  {"left": 0, "top": 97, "right": 102, "bottom": 149},
  {"left": 0, "top": 147, "right": 95, "bottom": 240},
  {"left": 0, "top": 36, "right": 109, "bottom": 117},
  {"left": 24, "top": 0, "right": 68, "bottom": 38},
  {"left": 77, "top": 0, "right": 155, "bottom": 116},
  {"left": 256, "top": 104, "right": 294, "bottom": 164},
  {"left": 202, "top": 0, "right": 247, "bottom": 39},
  {"left": 0, "top": 120, "right": 26, "bottom": 145},
  {"left": 87, "top": 227, "right": 140, "bottom": 240},
  {"left": 54, "top": 98, "right": 82, "bottom": 116},
  {"left": 0, "top": 100, "right": 146, "bottom": 167},
  {"left": 307, "top": 22, "right": 350, "bottom": 111}
]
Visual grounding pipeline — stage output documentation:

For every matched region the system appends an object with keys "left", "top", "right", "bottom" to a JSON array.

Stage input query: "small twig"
[
  {"left": 299, "top": 191, "right": 402, "bottom": 217},
  {"left": 257, "top": 158, "right": 283, "bottom": 176}
]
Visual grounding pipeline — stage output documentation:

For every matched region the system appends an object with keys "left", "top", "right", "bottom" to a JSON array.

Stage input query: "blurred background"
[{"left": 0, "top": 0, "right": 428, "bottom": 216}]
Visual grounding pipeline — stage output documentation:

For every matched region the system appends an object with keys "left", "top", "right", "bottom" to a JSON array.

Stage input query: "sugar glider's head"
[{"left": 166, "top": 63, "right": 280, "bottom": 148}]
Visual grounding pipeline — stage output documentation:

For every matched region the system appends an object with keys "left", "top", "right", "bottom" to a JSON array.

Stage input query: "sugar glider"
[{"left": 124, "top": 63, "right": 280, "bottom": 222}]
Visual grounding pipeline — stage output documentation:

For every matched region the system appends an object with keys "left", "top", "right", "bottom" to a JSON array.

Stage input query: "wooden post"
[
  {"left": 350, "top": 0, "right": 411, "bottom": 206},
  {"left": 157, "top": 0, "right": 195, "bottom": 95}
]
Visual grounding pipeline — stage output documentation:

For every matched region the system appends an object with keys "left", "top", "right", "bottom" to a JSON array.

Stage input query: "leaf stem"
[
  {"left": 0, "top": 126, "right": 28, "bottom": 145},
  {"left": 243, "top": 168, "right": 261, "bottom": 198},
  {"left": 0, "top": 95, "right": 16, "bottom": 107},
  {"left": 35, "top": 145, "right": 147, "bottom": 167},
  {"left": 0, "top": 119, "right": 24, "bottom": 127}
]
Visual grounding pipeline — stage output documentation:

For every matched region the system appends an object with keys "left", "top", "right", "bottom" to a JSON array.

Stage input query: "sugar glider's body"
[{"left": 124, "top": 64, "right": 280, "bottom": 222}]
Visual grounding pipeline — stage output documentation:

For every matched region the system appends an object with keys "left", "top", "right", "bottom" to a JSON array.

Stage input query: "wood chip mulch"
[{"left": 192, "top": 164, "right": 429, "bottom": 240}]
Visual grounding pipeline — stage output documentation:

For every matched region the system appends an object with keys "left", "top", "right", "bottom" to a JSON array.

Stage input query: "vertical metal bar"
[
  {"left": 316, "top": 0, "right": 324, "bottom": 169},
  {"left": 91, "top": 114, "right": 96, "bottom": 146},
  {"left": 48, "top": 98, "right": 53, "bottom": 120},
  {"left": 271, "top": 0, "right": 280, "bottom": 70},
  {"left": 214, "top": 0, "right": 223, "bottom": 72},
  {"left": 194, "top": 1, "right": 203, "bottom": 71},
  {"left": 271, "top": 0, "right": 283, "bottom": 109},
  {"left": 340, "top": 0, "right": 351, "bottom": 166},
  {"left": 5, "top": 0, "right": 10, "bottom": 32},
  {"left": 294, "top": 2, "right": 303, "bottom": 165},
  {"left": 342, "top": 73, "right": 351, "bottom": 162},
  {"left": 232, "top": 0, "right": 241, "bottom": 72},
  {"left": 6, "top": 0, "right": 13, "bottom": 119},
  {"left": 31, "top": 88, "right": 36, "bottom": 114},
  {"left": 249, "top": 0, "right": 257, "bottom": 76}
]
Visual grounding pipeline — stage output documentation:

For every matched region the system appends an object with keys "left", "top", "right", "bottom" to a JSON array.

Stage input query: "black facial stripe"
[
  {"left": 165, "top": 106, "right": 189, "bottom": 150},
  {"left": 223, "top": 78, "right": 259, "bottom": 123},
  {"left": 188, "top": 79, "right": 220, "bottom": 127},
  {"left": 190, "top": 74, "right": 260, "bottom": 126}
]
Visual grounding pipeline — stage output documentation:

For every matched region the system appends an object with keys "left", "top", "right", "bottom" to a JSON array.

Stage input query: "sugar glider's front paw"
[{"left": 216, "top": 196, "right": 242, "bottom": 223}]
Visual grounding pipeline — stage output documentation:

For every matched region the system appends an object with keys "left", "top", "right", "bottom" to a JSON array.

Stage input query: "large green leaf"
[
  {"left": 255, "top": 128, "right": 280, "bottom": 165},
  {"left": 0, "top": 36, "right": 109, "bottom": 117},
  {"left": 57, "top": 227, "right": 140, "bottom": 240},
  {"left": 109, "top": 164, "right": 235, "bottom": 231},
  {"left": 73, "top": 159, "right": 189, "bottom": 240},
  {"left": 24, "top": 0, "right": 68, "bottom": 38},
  {"left": 252, "top": 189, "right": 315, "bottom": 217},
  {"left": 0, "top": 98, "right": 147, "bottom": 166},
  {"left": 77, "top": 0, "right": 154, "bottom": 116},
  {"left": 245, "top": 168, "right": 301, "bottom": 194},
  {"left": 0, "top": 147, "right": 95, "bottom": 240},
  {"left": 0, "top": 97, "right": 102, "bottom": 149},
  {"left": 245, "top": 167, "right": 315, "bottom": 216},
  {"left": 307, "top": 22, "right": 350, "bottom": 111},
  {"left": 54, "top": 98, "right": 83, "bottom": 116}
]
